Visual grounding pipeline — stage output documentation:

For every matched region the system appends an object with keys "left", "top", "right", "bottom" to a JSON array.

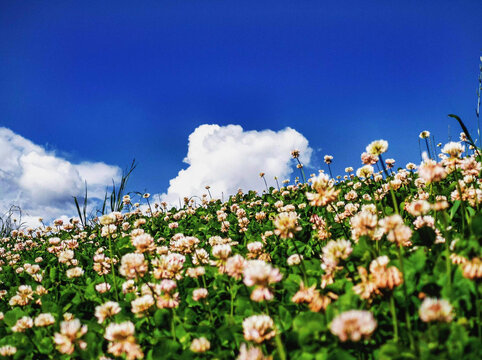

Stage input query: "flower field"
[{"left": 0, "top": 133, "right": 481, "bottom": 359}]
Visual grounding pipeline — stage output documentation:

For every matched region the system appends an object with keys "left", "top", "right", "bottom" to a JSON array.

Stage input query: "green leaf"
[
  {"left": 470, "top": 212, "right": 482, "bottom": 238},
  {"left": 3, "top": 308, "right": 26, "bottom": 327}
]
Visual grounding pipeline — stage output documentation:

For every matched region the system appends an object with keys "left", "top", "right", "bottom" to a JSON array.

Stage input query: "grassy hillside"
[{"left": 0, "top": 135, "right": 481, "bottom": 359}]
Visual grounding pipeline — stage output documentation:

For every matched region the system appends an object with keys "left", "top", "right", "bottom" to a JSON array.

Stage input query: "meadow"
[{"left": 0, "top": 122, "right": 481, "bottom": 359}]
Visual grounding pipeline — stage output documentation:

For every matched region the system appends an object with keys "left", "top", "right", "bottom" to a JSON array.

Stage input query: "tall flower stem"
[
  {"left": 328, "top": 204, "right": 349, "bottom": 239},
  {"left": 295, "top": 159, "right": 307, "bottom": 184},
  {"left": 290, "top": 238, "right": 308, "bottom": 284},
  {"left": 424, "top": 138, "right": 432, "bottom": 159},
  {"left": 171, "top": 308, "right": 177, "bottom": 340},
  {"left": 389, "top": 292, "right": 399, "bottom": 342},
  {"left": 327, "top": 163, "right": 334, "bottom": 179},
  {"left": 261, "top": 175, "right": 269, "bottom": 193},
  {"left": 107, "top": 234, "right": 119, "bottom": 302},
  {"left": 378, "top": 154, "right": 390, "bottom": 178},
  {"left": 440, "top": 212, "right": 453, "bottom": 295},
  {"left": 397, "top": 245, "right": 415, "bottom": 351},
  {"left": 264, "top": 302, "right": 286, "bottom": 360},
  {"left": 476, "top": 283, "right": 481, "bottom": 340},
  {"left": 390, "top": 184, "right": 415, "bottom": 350}
]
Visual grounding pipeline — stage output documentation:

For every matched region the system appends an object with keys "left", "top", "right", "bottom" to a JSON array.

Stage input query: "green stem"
[
  {"left": 453, "top": 170, "right": 467, "bottom": 234},
  {"left": 290, "top": 238, "right": 308, "bottom": 284},
  {"left": 171, "top": 308, "right": 177, "bottom": 340},
  {"left": 389, "top": 185, "right": 399, "bottom": 215},
  {"left": 107, "top": 234, "right": 119, "bottom": 302},
  {"left": 476, "top": 282, "right": 481, "bottom": 340},
  {"left": 397, "top": 245, "right": 415, "bottom": 350},
  {"left": 378, "top": 154, "right": 390, "bottom": 178},
  {"left": 389, "top": 293, "right": 399, "bottom": 342},
  {"left": 440, "top": 212, "right": 453, "bottom": 295},
  {"left": 296, "top": 158, "right": 307, "bottom": 184},
  {"left": 230, "top": 280, "right": 235, "bottom": 318},
  {"left": 424, "top": 138, "right": 432, "bottom": 160},
  {"left": 328, "top": 204, "right": 349, "bottom": 239},
  {"left": 264, "top": 302, "right": 286, "bottom": 360}
]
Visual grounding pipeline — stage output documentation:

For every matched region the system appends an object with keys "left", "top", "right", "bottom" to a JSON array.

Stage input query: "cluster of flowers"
[{"left": 0, "top": 133, "right": 480, "bottom": 359}]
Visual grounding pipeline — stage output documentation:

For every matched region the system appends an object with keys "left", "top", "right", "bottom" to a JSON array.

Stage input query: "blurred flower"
[
  {"left": 366, "top": 140, "right": 388, "bottom": 156},
  {"left": 34, "top": 313, "right": 55, "bottom": 327},
  {"left": 237, "top": 343, "right": 272, "bottom": 360},
  {"left": 242, "top": 315, "right": 276, "bottom": 343},
  {"left": 53, "top": 319, "right": 88, "bottom": 355},
  {"left": 419, "top": 298, "right": 453, "bottom": 323},
  {"left": 273, "top": 211, "right": 301, "bottom": 239},
  {"left": 330, "top": 310, "right": 377, "bottom": 342},
  {"left": 95, "top": 301, "right": 121, "bottom": 323},
  {"left": 0, "top": 345, "right": 17, "bottom": 356},
  {"left": 462, "top": 258, "right": 482, "bottom": 280},
  {"left": 419, "top": 131, "right": 430, "bottom": 139},
  {"left": 441, "top": 142, "right": 465, "bottom": 158},
  {"left": 119, "top": 253, "right": 148, "bottom": 279},
  {"left": 190, "top": 337, "right": 210, "bottom": 353},
  {"left": 306, "top": 173, "right": 340, "bottom": 207},
  {"left": 104, "top": 321, "right": 143, "bottom": 360}
]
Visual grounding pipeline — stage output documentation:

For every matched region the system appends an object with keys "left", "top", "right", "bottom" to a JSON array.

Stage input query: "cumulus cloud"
[
  {"left": 161, "top": 124, "right": 312, "bottom": 204},
  {"left": 0, "top": 127, "right": 121, "bottom": 226}
]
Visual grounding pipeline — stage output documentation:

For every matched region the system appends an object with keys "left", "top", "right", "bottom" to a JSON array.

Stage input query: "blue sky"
[{"left": 0, "top": 1, "right": 481, "bottom": 222}]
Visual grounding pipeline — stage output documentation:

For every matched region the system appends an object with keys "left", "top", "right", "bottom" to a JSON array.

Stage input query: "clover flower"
[
  {"left": 12, "top": 316, "right": 33, "bottom": 332},
  {"left": 226, "top": 254, "right": 247, "bottom": 280},
  {"left": 418, "top": 159, "right": 447, "bottom": 183},
  {"left": 0, "top": 345, "right": 17, "bottom": 356},
  {"left": 34, "top": 313, "right": 55, "bottom": 327},
  {"left": 366, "top": 140, "right": 388, "bottom": 156},
  {"left": 190, "top": 337, "right": 211, "bottom": 353},
  {"left": 237, "top": 343, "right": 272, "bottom": 360},
  {"left": 242, "top": 315, "right": 276, "bottom": 343},
  {"left": 104, "top": 321, "right": 143, "bottom": 360},
  {"left": 95, "top": 301, "right": 121, "bottom": 323},
  {"left": 441, "top": 141, "right": 465, "bottom": 158},
  {"left": 350, "top": 211, "right": 378, "bottom": 242},
  {"left": 53, "top": 319, "right": 88, "bottom": 355},
  {"left": 119, "top": 253, "right": 148, "bottom": 279},
  {"left": 419, "top": 298, "right": 454, "bottom": 323},
  {"left": 243, "top": 260, "right": 282, "bottom": 302},
  {"left": 306, "top": 173, "right": 340, "bottom": 207},
  {"left": 356, "top": 165, "right": 374, "bottom": 178},
  {"left": 330, "top": 310, "right": 377, "bottom": 342}
]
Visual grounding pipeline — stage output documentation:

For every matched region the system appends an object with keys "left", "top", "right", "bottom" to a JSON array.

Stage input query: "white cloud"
[
  {"left": 161, "top": 124, "right": 312, "bottom": 204},
  {"left": 0, "top": 127, "right": 121, "bottom": 226}
]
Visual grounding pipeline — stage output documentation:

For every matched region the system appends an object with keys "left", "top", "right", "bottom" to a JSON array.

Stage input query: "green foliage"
[{"left": 0, "top": 138, "right": 481, "bottom": 359}]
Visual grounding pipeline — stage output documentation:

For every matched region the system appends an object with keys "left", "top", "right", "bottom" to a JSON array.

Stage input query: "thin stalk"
[
  {"left": 327, "top": 163, "right": 334, "bottom": 179},
  {"left": 290, "top": 238, "right": 308, "bottom": 284},
  {"left": 476, "top": 282, "right": 481, "bottom": 340},
  {"left": 453, "top": 170, "right": 467, "bottom": 234},
  {"left": 328, "top": 203, "right": 349, "bottom": 239},
  {"left": 397, "top": 245, "right": 415, "bottom": 350},
  {"left": 296, "top": 159, "right": 307, "bottom": 184},
  {"left": 440, "top": 212, "right": 453, "bottom": 295},
  {"left": 264, "top": 302, "right": 286, "bottom": 360},
  {"left": 146, "top": 197, "right": 153, "bottom": 217},
  {"left": 378, "top": 154, "right": 390, "bottom": 178},
  {"left": 261, "top": 175, "right": 269, "bottom": 193},
  {"left": 171, "top": 308, "right": 177, "bottom": 340},
  {"left": 389, "top": 185, "right": 399, "bottom": 215},
  {"left": 107, "top": 234, "right": 119, "bottom": 302},
  {"left": 204, "top": 298, "right": 214, "bottom": 322},
  {"left": 389, "top": 293, "right": 399, "bottom": 342},
  {"left": 424, "top": 138, "right": 432, "bottom": 160}
]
